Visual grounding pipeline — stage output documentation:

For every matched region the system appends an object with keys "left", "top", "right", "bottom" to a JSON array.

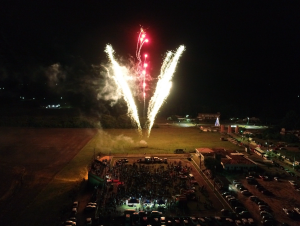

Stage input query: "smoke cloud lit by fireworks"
[{"left": 45, "top": 63, "right": 66, "bottom": 87}]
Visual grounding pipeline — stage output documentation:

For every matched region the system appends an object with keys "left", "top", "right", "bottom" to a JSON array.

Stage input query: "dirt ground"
[
  {"left": 0, "top": 127, "right": 97, "bottom": 225},
  {"left": 228, "top": 153, "right": 300, "bottom": 226}
]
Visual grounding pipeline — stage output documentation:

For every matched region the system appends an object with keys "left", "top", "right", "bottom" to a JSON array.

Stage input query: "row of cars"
[
  {"left": 62, "top": 200, "right": 96, "bottom": 226},
  {"left": 235, "top": 175, "right": 300, "bottom": 225},
  {"left": 221, "top": 191, "right": 255, "bottom": 225},
  {"left": 245, "top": 177, "right": 279, "bottom": 225},
  {"left": 232, "top": 177, "right": 279, "bottom": 226},
  {"left": 137, "top": 157, "right": 168, "bottom": 164}
]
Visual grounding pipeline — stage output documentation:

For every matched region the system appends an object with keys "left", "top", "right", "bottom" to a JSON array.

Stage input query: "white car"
[
  {"left": 241, "top": 218, "right": 248, "bottom": 224},
  {"left": 235, "top": 219, "right": 243, "bottom": 226},
  {"left": 260, "top": 211, "right": 272, "bottom": 217},
  {"left": 294, "top": 207, "right": 300, "bottom": 214},
  {"left": 226, "top": 195, "right": 235, "bottom": 200},
  {"left": 64, "top": 220, "right": 76, "bottom": 226},
  {"left": 249, "top": 196, "right": 258, "bottom": 201},
  {"left": 248, "top": 218, "right": 254, "bottom": 224},
  {"left": 283, "top": 208, "right": 294, "bottom": 216},
  {"left": 71, "top": 208, "right": 77, "bottom": 215},
  {"left": 72, "top": 201, "right": 78, "bottom": 208},
  {"left": 289, "top": 181, "right": 298, "bottom": 186},
  {"left": 235, "top": 183, "right": 242, "bottom": 188},
  {"left": 233, "top": 180, "right": 241, "bottom": 184}
]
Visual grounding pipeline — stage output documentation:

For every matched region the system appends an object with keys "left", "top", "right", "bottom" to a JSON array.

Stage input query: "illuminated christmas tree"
[{"left": 215, "top": 117, "right": 220, "bottom": 126}]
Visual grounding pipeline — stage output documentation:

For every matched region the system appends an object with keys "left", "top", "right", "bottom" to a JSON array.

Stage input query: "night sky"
[{"left": 1, "top": 1, "right": 299, "bottom": 120}]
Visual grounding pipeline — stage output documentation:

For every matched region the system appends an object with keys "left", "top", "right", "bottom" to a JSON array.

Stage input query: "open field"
[
  {"left": 0, "top": 125, "right": 244, "bottom": 226},
  {"left": 93, "top": 126, "right": 244, "bottom": 154},
  {"left": 0, "top": 128, "right": 98, "bottom": 226}
]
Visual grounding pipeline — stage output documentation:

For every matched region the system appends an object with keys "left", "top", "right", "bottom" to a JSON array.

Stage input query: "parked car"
[
  {"left": 249, "top": 196, "right": 258, "bottom": 201},
  {"left": 239, "top": 211, "right": 251, "bottom": 217},
  {"left": 241, "top": 190, "right": 252, "bottom": 196},
  {"left": 235, "top": 219, "right": 243, "bottom": 226},
  {"left": 64, "top": 220, "right": 76, "bottom": 226},
  {"left": 174, "top": 149, "right": 184, "bottom": 154},
  {"left": 259, "top": 205, "right": 271, "bottom": 211},
  {"left": 72, "top": 201, "right": 78, "bottom": 208},
  {"left": 85, "top": 218, "right": 92, "bottom": 226},
  {"left": 260, "top": 211, "right": 272, "bottom": 217},
  {"left": 71, "top": 208, "right": 77, "bottom": 215},
  {"left": 247, "top": 218, "right": 255, "bottom": 225},
  {"left": 222, "top": 192, "right": 232, "bottom": 197},
  {"left": 233, "top": 180, "right": 241, "bottom": 184},
  {"left": 283, "top": 208, "right": 294, "bottom": 217},
  {"left": 235, "top": 206, "right": 246, "bottom": 213},
  {"left": 293, "top": 207, "right": 300, "bottom": 215}
]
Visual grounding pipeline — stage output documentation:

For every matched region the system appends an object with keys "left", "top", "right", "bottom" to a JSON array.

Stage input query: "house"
[
  {"left": 221, "top": 155, "right": 257, "bottom": 171},
  {"left": 197, "top": 112, "right": 220, "bottom": 121},
  {"left": 195, "top": 148, "right": 215, "bottom": 160}
]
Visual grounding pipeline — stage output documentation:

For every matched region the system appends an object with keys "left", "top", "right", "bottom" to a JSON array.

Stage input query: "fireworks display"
[
  {"left": 146, "top": 45, "right": 185, "bottom": 137},
  {"left": 104, "top": 45, "right": 142, "bottom": 135},
  {"left": 136, "top": 28, "right": 149, "bottom": 118},
  {"left": 104, "top": 28, "right": 185, "bottom": 138}
]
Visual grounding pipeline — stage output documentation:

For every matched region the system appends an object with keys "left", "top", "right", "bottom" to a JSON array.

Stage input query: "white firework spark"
[
  {"left": 105, "top": 44, "right": 142, "bottom": 135},
  {"left": 146, "top": 45, "right": 185, "bottom": 137}
]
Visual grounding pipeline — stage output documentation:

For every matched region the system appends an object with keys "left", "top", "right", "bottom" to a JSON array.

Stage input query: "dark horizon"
[{"left": 1, "top": 1, "right": 300, "bottom": 121}]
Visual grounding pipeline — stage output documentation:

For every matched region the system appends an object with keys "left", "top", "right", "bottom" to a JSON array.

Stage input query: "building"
[
  {"left": 197, "top": 112, "right": 220, "bottom": 121},
  {"left": 195, "top": 148, "right": 215, "bottom": 160},
  {"left": 221, "top": 154, "right": 257, "bottom": 171}
]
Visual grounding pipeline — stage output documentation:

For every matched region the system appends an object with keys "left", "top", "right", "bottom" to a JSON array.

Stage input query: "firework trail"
[
  {"left": 136, "top": 28, "right": 149, "bottom": 118},
  {"left": 146, "top": 45, "right": 185, "bottom": 137},
  {"left": 105, "top": 44, "right": 142, "bottom": 135},
  {"left": 136, "top": 28, "right": 148, "bottom": 74}
]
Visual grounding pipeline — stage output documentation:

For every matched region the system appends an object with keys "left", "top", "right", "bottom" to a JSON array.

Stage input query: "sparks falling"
[
  {"left": 105, "top": 44, "right": 142, "bottom": 135},
  {"left": 146, "top": 45, "right": 185, "bottom": 137}
]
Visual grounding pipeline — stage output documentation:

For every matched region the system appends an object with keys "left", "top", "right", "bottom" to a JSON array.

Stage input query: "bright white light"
[
  {"left": 105, "top": 45, "right": 142, "bottom": 135},
  {"left": 146, "top": 45, "right": 185, "bottom": 137}
]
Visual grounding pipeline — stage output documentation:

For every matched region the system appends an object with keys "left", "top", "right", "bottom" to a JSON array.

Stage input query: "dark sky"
[{"left": 1, "top": 1, "right": 300, "bottom": 119}]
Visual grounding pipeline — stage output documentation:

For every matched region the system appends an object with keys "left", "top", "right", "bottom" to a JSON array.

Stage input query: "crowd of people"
[{"left": 93, "top": 158, "right": 199, "bottom": 216}]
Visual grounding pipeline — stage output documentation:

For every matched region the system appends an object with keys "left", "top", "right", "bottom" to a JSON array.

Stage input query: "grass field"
[
  {"left": 93, "top": 126, "right": 244, "bottom": 154},
  {"left": 11, "top": 126, "right": 244, "bottom": 226}
]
